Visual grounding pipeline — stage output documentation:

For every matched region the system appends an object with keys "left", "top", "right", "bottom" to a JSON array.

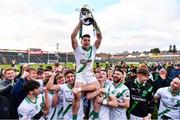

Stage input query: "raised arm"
[
  {"left": 47, "top": 73, "right": 60, "bottom": 91},
  {"left": 52, "top": 91, "right": 59, "bottom": 107},
  {"left": 43, "top": 87, "right": 50, "bottom": 114},
  {"left": 93, "top": 20, "right": 102, "bottom": 49},
  {"left": 71, "top": 21, "right": 82, "bottom": 50}
]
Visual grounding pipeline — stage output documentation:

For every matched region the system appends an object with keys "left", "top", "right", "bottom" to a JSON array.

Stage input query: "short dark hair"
[
  {"left": 64, "top": 69, "right": 74, "bottom": 77},
  {"left": 46, "top": 66, "right": 52, "bottom": 71},
  {"left": 26, "top": 67, "right": 36, "bottom": 73},
  {"left": 37, "top": 68, "right": 44, "bottom": 75},
  {"left": 131, "top": 68, "right": 137, "bottom": 74},
  {"left": 54, "top": 62, "right": 60, "bottom": 67},
  {"left": 137, "top": 68, "right": 149, "bottom": 76},
  {"left": 81, "top": 34, "right": 90, "bottom": 39},
  {"left": 23, "top": 80, "right": 40, "bottom": 95},
  {"left": 114, "top": 68, "right": 124, "bottom": 75}
]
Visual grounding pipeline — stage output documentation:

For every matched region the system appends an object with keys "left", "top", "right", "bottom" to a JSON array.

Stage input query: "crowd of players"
[
  {"left": 0, "top": 19, "right": 180, "bottom": 120},
  {"left": 0, "top": 61, "right": 179, "bottom": 120}
]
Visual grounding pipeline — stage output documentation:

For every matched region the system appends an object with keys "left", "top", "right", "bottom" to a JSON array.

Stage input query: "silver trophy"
[
  {"left": 76, "top": 4, "right": 94, "bottom": 26},
  {"left": 76, "top": 5, "right": 95, "bottom": 37}
]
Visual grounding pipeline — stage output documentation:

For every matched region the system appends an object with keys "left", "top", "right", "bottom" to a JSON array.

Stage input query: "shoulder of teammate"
[
  {"left": 122, "top": 84, "right": 129, "bottom": 90},
  {"left": 18, "top": 102, "right": 28, "bottom": 119},
  {"left": 116, "top": 84, "right": 130, "bottom": 99},
  {"left": 154, "top": 87, "right": 168, "bottom": 98},
  {"left": 104, "top": 80, "right": 112, "bottom": 88},
  {"left": 122, "top": 85, "right": 130, "bottom": 99}
]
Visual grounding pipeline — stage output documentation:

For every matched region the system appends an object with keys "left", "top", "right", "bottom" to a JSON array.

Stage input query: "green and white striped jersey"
[
  {"left": 109, "top": 83, "right": 130, "bottom": 120},
  {"left": 18, "top": 93, "right": 44, "bottom": 120}
]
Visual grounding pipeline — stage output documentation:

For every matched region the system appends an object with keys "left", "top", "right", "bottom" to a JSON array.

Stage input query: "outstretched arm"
[
  {"left": 86, "top": 88, "right": 104, "bottom": 100},
  {"left": 43, "top": 87, "right": 50, "bottom": 114},
  {"left": 71, "top": 21, "right": 82, "bottom": 50},
  {"left": 93, "top": 20, "right": 102, "bottom": 49},
  {"left": 47, "top": 73, "right": 60, "bottom": 91},
  {"left": 107, "top": 96, "right": 119, "bottom": 108}
]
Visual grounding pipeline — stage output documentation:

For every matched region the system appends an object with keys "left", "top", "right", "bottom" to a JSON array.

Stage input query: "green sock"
[
  {"left": 73, "top": 115, "right": 77, "bottom": 120},
  {"left": 93, "top": 111, "right": 99, "bottom": 119}
]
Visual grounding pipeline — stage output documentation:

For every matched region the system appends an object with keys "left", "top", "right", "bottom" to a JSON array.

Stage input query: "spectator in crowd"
[
  {"left": 46, "top": 66, "right": 53, "bottom": 72},
  {"left": 36, "top": 68, "right": 44, "bottom": 80},
  {"left": 127, "top": 68, "right": 137, "bottom": 82},
  {"left": 154, "top": 68, "right": 171, "bottom": 93},
  {"left": 0, "top": 68, "right": 16, "bottom": 96},
  {"left": 166, "top": 62, "right": 174, "bottom": 76},
  {"left": 125, "top": 68, "right": 154, "bottom": 120},
  {"left": 170, "top": 63, "right": 180, "bottom": 80},
  {"left": 11, "top": 67, "right": 37, "bottom": 109},
  {"left": 107, "top": 68, "right": 113, "bottom": 81},
  {"left": 53, "top": 62, "right": 63, "bottom": 73}
]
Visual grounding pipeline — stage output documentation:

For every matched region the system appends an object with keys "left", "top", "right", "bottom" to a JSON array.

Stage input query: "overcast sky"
[{"left": 0, "top": 0, "right": 180, "bottom": 53}]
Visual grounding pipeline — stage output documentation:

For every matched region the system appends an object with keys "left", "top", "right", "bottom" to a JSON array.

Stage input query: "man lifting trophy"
[
  {"left": 71, "top": 4, "right": 102, "bottom": 120},
  {"left": 76, "top": 4, "right": 100, "bottom": 38}
]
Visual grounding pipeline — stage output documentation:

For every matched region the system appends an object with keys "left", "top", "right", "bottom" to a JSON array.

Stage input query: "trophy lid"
[{"left": 75, "top": 4, "right": 94, "bottom": 12}]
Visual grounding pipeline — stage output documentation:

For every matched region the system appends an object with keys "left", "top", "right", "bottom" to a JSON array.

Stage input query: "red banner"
[{"left": 28, "top": 49, "right": 43, "bottom": 54}]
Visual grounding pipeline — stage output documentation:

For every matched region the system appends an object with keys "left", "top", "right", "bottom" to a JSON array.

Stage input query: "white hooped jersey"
[
  {"left": 109, "top": 83, "right": 130, "bottom": 120},
  {"left": 155, "top": 87, "right": 180, "bottom": 120},
  {"left": 18, "top": 94, "right": 44, "bottom": 120},
  {"left": 45, "top": 92, "right": 57, "bottom": 120},
  {"left": 58, "top": 84, "right": 84, "bottom": 120},
  {"left": 99, "top": 81, "right": 112, "bottom": 120},
  {"left": 74, "top": 45, "right": 97, "bottom": 75},
  {"left": 57, "top": 90, "right": 64, "bottom": 120}
]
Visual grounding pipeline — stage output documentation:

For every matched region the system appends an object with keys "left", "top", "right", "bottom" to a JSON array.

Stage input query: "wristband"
[
  {"left": 102, "top": 99, "right": 108, "bottom": 105},
  {"left": 77, "top": 87, "right": 82, "bottom": 92}
]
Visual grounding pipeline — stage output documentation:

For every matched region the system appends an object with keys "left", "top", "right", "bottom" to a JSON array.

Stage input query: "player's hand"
[
  {"left": 43, "top": 87, "right": 49, "bottom": 94},
  {"left": 51, "top": 71, "right": 57, "bottom": 77},
  {"left": 22, "top": 64, "right": 30, "bottom": 71},
  {"left": 96, "top": 96, "right": 103, "bottom": 104},
  {"left": 79, "top": 20, "right": 83, "bottom": 26},
  {"left": 143, "top": 113, "right": 151, "bottom": 120},
  {"left": 21, "top": 71, "right": 29, "bottom": 78},
  {"left": 100, "top": 88, "right": 105, "bottom": 93},
  {"left": 72, "top": 88, "right": 80, "bottom": 99},
  {"left": 72, "top": 88, "right": 79, "bottom": 94},
  {"left": 160, "top": 74, "right": 166, "bottom": 79}
]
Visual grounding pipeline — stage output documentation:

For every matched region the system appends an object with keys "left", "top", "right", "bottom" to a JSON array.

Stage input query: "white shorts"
[{"left": 75, "top": 73, "right": 97, "bottom": 84}]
